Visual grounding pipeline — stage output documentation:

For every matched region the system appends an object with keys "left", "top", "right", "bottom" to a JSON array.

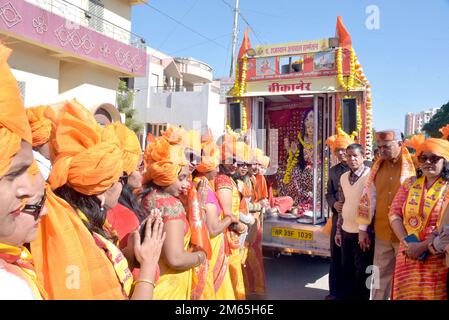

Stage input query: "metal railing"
[
  {"left": 151, "top": 83, "right": 217, "bottom": 94},
  {"left": 174, "top": 57, "right": 213, "bottom": 73},
  {"left": 26, "top": 0, "right": 147, "bottom": 50}
]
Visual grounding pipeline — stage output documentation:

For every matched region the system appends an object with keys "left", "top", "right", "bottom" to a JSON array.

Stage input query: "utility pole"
[{"left": 229, "top": 0, "right": 239, "bottom": 78}]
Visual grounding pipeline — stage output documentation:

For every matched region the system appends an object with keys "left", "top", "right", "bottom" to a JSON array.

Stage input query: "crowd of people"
[
  {"left": 1, "top": 41, "right": 449, "bottom": 301},
  {"left": 0, "top": 44, "right": 273, "bottom": 300},
  {"left": 326, "top": 128, "right": 449, "bottom": 300}
]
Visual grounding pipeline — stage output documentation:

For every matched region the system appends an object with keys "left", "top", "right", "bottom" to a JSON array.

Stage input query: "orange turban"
[
  {"left": 182, "top": 129, "right": 201, "bottom": 155},
  {"left": 235, "top": 141, "right": 250, "bottom": 163},
  {"left": 143, "top": 136, "right": 187, "bottom": 186},
  {"left": 197, "top": 132, "right": 220, "bottom": 173},
  {"left": 26, "top": 105, "right": 52, "bottom": 147},
  {"left": 326, "top": 133, "right": 354, "bottom": 153},
  {"left": 416, "top": 138, "right": 449, "bottom": 162},
  {"left": 104, "top": 123, "right": 141, "bottom": 175},
  {"left": 251, "top": 148, "right": 265, "bottom": 165},
  {"left": 161, "top": 126, "right": 185, "bottom": 145},
  {"left": 0, "top": 44, "right": 32, "bottom": 178},
  {"left": 220, "top": 134, "right": 238, "bottom": 163},
  {"left": 404, "top": 134, "right": 425, "bottom": 151},
  {"left": 48, "top": 99, "right": 123, "bottom": 195},
  {"left": 261, "top": 155, "right": 270, "bottom": 169},
  {"left": 439, "top": 124, "right": 449, "bottom": 140}
]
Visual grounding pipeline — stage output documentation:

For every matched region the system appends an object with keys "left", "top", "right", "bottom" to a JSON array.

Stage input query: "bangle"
[{"left": 134, "top": 279, "right": 155, "bottom": 289}]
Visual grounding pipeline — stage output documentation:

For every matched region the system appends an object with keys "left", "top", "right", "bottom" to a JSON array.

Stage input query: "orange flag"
[
  {"left": 237, "top": 27, "right": 252, "bottom": 60},
  {"left": 336, "top": 16, "right": 352, "bottom": 49}
]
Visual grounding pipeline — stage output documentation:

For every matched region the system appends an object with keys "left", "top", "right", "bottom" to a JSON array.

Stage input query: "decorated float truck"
[{"left": 226, "top": 17, "right": 373, "bottom": 257}]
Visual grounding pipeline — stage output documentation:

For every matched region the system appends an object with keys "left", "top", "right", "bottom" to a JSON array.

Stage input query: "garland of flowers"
[
  {"left": 353, "top": 53, "right": 374, "bottom": 159},
  {"left": 337, "top": 47, "right": 356, "bottom": 91},
  {"left": 228, "top": 56, "right": 249, "bottom": 135},
  {"left": 297, "top": 132, "right": 313, "bottom": 149},
  {"left": 283, "top": 149, "right": 299, "bottom": 184}
]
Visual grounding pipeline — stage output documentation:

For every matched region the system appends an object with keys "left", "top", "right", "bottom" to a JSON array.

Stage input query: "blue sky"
[{"left": 132, "top": 0, "right": 449, "bottom": 132}]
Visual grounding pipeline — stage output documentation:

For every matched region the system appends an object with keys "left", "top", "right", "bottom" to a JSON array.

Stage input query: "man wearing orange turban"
[
  {"left": 0, "top": 43, "right": 44, "bottom": 299},
  {"left": 324, "top": 133, "right": 353, "bottom": 300},
  {"left": 26, "top": 105, "right": 52, "bottom": 180}
]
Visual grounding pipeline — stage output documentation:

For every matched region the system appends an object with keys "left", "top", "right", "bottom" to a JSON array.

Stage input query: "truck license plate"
[{"left": 271, "top": 227, "right": 313, "bottom": 241}]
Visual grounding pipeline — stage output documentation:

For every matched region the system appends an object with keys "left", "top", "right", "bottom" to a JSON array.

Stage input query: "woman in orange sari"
[
  {"left": 31, "top": 100, "right": 165, "bottom": 300},
  {"left": 140, "top": 135, "right": 207, "bottom": 300},
  {"left": 389, "top": 136, "right": 449, "bottom": 300},
  {"left": 194, "top": 132, "right": 237, "bottom": 300},
  {"left": 214, "top": 135, "right": 247, "bottom": 300}
]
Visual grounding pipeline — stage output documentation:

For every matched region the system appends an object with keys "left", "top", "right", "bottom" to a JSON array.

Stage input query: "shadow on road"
[{"left": 263, "top": 254, "right": 330, "bottom": 300}]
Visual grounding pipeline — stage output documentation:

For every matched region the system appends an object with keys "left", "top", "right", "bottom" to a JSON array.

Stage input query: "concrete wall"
[
  {"left": 141, "top": 84, "right": 225, "bottom": 135},
  {"left": 8, "top": 43, "right": 60, "bottom": 107},
  {"left": 59, "top": 61, "right": 120, "bottom": 107}
]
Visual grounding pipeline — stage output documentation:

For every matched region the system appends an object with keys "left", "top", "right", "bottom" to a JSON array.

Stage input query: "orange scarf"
[
  {"left": 30, "top": 185, "right": 127, "bottom": 299},
  {"left": 182, "top": 179, "right": 213, "bottom": 259},
  {"left": 0, "top": 243, "right": 48, "bottom": 299},
  {"left": 253, "top": 174, "right": 269, "bottom": 202}
]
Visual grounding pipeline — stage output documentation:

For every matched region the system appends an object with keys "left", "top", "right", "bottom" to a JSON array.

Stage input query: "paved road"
[{"left": 262, "top": 253, "right": 330, "bottom": 300}]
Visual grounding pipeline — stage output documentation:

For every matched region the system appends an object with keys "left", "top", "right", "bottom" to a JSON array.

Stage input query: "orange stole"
[
  {"left": 31, "top": 186, "right": 127, "bottom": 300},
  {"left": 181, "top": 180, "right": 214, "bottom": 300},
  {"left": 254, "top": 174, "right": 269, "bottom": 202}
]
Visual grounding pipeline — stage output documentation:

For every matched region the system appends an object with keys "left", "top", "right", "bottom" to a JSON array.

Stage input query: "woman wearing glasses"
[
  {"left": 389, "top": 136, "right": 449, "bottom": 300},
  {"left": 31, "top": 100, "right": 165, "bottom": 300},
  {"left": 0, "top": 162, "right": 48, "bottom": 299},
  {"left": 0, "top": 44, "right": 47, "bottom": 299}
]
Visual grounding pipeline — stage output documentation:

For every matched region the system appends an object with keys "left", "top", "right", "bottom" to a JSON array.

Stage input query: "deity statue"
[{"left": 281, "top": 109, "right": 321, "bottom": 214}]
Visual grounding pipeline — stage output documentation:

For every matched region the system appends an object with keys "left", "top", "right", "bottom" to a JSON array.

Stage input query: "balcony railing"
[
  {"left": 174, "top": 57, "right": 213, "bottom": 73},
  {"left": 26, "top": 0, "right": 146, "bottom": 50}
]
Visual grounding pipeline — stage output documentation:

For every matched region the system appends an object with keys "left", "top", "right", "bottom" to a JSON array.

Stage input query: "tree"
[
  {"left": 422, "top": 101, "right": 449, "bottom": 137},
  {"left": 116, "top": 80, "right": 143, "bottom": 134}
]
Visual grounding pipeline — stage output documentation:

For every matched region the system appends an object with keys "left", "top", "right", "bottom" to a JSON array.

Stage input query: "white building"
[
  {"left": 0, "top": 0, "right": 147, "bottom": 125},
  {"left": 133, "top": 47, "right": 226, "bottom": 147},
  {"left": 404, "top": 107, "right": 440, "bottom": 136}
]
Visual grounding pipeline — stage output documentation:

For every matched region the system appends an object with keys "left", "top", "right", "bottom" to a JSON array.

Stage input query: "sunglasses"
[
  {"left": 22, "top": 190, "right": 46, "bottom": 221},
  {"left": 418, "top": 154, "right": 443, "bottom": 164},
  {"left": 119, "top": 173, "right": 129, "bottom": 187}
]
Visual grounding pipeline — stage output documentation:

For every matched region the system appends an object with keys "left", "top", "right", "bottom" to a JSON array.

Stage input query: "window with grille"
[{"left": 88, "top": 0, "right": 104, "bottom": 33}]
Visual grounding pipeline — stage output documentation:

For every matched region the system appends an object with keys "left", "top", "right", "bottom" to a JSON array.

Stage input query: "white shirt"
[
  {"left": 32, "top": 150, "right": 51, "bottom": 181},
  {"left": 0, "top": 265, "right": 36, "bottom": 300}
]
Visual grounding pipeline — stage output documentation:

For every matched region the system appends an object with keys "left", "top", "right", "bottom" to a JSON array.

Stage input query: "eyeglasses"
[
  {"left": 119, "top": 172, "right": 129, "bottom": 187},
  {"left": 418, "top": 154, "right": 443, "bottom": 164},
  {"left": 22, "top": 190, "right": 46, "bottom": 221},
  {"left": 236, "top": 162, "right": 248, "bottom": 167}
]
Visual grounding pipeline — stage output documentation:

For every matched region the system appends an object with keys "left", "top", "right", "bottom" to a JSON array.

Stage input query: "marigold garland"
[
  {"left": 337, "top": 47, "right": 356, "bottom": 91},
  {"left": 283, "top": 149, "right": 299, "bottom": 184}
]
